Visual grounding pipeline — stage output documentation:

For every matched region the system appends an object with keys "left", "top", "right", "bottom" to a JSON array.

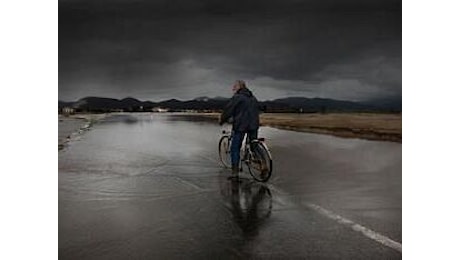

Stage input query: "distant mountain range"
[{"left": 58, "top": 96, "right": 401, "bottom": 113}]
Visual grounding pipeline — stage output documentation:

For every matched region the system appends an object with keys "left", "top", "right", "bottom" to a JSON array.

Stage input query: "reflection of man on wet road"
[
  {"left": 228, "top": 179, "right": 272, "bottom": 237},
  {"left": 219, "top": 80, "right": 260, "bottom": 176}
]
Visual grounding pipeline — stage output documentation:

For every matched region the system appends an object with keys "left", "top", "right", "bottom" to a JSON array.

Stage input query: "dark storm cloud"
[{"left": 59, "top": 0, "right": 401, "bottom": 101}]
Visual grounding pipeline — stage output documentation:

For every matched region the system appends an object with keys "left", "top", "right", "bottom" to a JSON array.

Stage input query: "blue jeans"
[{"left": 231, "top": 129, "right": 258, "bottom": 167}]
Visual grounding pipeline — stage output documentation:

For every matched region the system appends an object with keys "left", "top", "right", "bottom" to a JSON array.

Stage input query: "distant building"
[
  {"left": 152, "top": 107, "right": 169, "bottom": 113},
  {"left": 62, "top": 107, "right": 75, "bottom": 115}
]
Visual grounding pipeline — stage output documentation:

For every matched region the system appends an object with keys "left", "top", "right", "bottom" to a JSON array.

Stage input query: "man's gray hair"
[{"left": 235, "top": 80, "right": 247, "bottom": 89}]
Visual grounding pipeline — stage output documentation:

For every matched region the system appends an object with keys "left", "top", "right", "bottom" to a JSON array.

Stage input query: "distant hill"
[
  {"left": 120, "top": 97, "right": 143, "bottom": 108},
  {"left": 58, "top": 101, "right": 74, "bottom": 109},
  {"left": 58, "top": 96, "right": 401, "bottom": 113},
  {"left": 361, "top": 97, "right": 402, "bottom": 112},
  {"left": 73, "top": 97, "right": 121, "bottom": 110}
]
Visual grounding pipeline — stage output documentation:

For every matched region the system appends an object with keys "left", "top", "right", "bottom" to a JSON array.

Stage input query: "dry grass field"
[{"left": 185, "top": 112, "right": 402, "bottom": 142}]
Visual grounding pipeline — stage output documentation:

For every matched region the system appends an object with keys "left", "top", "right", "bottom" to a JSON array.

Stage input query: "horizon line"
[{"left": 58, "top": 95, "right": 402, "bottom": 103}]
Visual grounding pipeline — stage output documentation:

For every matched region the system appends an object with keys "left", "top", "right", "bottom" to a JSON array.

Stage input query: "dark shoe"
[
  {"left": 259, "top": 161, "right": 269, "bottom": 179},
  {"left": 232, "top": 165, "right": 239, "bottom": 175},
  {"left": 261, "top": 163, "right": 269, "bottom": 174},
  {"left": 260, "top": 169, "right": 268, "bottom": 180},
  {"left": 227, "top": 165, "right": 240, "bottom": 180}
]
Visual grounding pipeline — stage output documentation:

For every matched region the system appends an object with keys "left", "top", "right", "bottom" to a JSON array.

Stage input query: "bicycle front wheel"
[
  {"left": 247, "top": 141, "right": 273, "bottom": 182},
  {"left": 218, "top": 135, "right": 232, "bottom": 168}
]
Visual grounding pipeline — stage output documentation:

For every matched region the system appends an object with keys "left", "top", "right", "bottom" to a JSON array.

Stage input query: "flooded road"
[{"left": 59, "top": 113, "right": 401, "bottom": 259}]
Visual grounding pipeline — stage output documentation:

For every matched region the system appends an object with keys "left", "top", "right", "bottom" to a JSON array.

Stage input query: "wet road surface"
[{"left": 59, "top": 113, "right": 401, "bottom": 259}]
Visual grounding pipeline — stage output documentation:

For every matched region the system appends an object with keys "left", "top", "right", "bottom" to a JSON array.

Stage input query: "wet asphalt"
[{"left": 59, "top": 113, "right": 401, "bottom": 259}]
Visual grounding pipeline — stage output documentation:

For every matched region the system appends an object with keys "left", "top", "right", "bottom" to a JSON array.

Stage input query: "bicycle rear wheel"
[
  {"left": 247, "top": 141, "right": 273, "bottom": 182},
  {"left": 218, "top": 135, "right": 232, "bottom": 168}
]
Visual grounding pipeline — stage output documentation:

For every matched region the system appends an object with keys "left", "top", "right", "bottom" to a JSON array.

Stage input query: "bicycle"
[{"left": 218, "top": 128, "right": 273, "bottom": 182}]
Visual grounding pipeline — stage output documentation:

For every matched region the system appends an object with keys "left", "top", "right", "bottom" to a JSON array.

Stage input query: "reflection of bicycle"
[{"left": 219, "top": 128, "right": 273, "bottom": 182}]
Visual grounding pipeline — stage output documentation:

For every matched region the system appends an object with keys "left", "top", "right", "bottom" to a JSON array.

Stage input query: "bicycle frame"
[{"left": 222, "top": 129, "right": 272, "bottom": 169}]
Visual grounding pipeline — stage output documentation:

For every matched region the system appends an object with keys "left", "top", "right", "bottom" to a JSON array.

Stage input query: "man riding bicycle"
[{"left": 219, "top": 80, "right": 261, "bottom": 176}]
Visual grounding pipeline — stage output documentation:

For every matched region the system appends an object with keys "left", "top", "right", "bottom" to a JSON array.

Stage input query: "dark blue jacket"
[{"left": 220, "top": 88, "right": 260, "bottom": 131}]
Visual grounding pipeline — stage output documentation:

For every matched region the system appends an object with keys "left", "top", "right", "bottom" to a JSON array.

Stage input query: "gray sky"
[{"left": 59, "top": 0, "right": 401, "bottom": 102}]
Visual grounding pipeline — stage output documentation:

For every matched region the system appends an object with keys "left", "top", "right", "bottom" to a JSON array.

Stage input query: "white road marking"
[
  {"left": 267, "top": 184, "right": 402, "bottom": 253},
  {"left": 305, "top": 203, "right": 402, "bottom": 252}
]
